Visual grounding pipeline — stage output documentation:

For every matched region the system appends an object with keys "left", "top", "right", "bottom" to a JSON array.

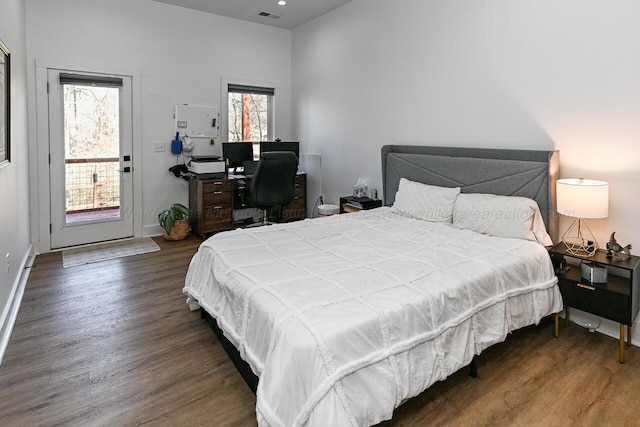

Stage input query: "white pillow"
[
  {"left": 392, "top": 178, "right": 460, "bottom": 223},
  {"left": 452, "top": 193, "right": 553, "bottom": 245}
]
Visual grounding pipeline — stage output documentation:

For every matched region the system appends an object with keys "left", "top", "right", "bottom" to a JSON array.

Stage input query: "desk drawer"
[
  {"left": 283, "top": 197, "right": 305, "bottom": 221},
  {"left": 203, "top": 218, "right": 233, "bottom": 231},
  {"left": 202, "top": 205, "right": 233, "bottom": 232},
  {"left": 202, "top": 180, "right": 233, "bottom": 193},
  {"left": 203, "top": 205, "right": 233, "bottom": 220},
  {"left": 202, "top": 191, "right": 232, "bottom": 207}
]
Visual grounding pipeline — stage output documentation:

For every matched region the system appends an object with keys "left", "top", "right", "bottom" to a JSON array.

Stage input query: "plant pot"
[{"left": 161, "top": 218, "right": 191, "bottom": 241}]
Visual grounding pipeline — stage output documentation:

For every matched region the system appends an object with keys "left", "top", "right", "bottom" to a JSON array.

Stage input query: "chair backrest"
[{"left": 249, "top": 151, "right": 298, "bottom": 209}]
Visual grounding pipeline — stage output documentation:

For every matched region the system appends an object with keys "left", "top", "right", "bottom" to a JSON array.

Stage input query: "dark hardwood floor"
[
  {"left": 1, "top": 235, "right": 638, "bottom": 426},
  {"left": 0, "top": 236, "right": 255, "bottom": 426}
]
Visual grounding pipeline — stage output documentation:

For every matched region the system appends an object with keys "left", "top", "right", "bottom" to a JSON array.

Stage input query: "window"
[
  {"left": 59, "top": 73, "right": 122, "bottom": 219},
  {"left": 227, "top": 84, "right": 274, "bottom": 142}
]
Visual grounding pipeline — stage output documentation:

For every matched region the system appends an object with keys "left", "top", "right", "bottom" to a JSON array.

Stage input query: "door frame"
[{"left": 33, "top": 59, "right": 143, "bottom": 253}]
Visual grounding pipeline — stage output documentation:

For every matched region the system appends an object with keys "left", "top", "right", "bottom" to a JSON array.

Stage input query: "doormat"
[{"left": 62, "top": 238, "right": 160, "bottom": 268}]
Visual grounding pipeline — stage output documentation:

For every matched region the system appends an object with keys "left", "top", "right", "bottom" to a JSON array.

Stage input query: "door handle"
[{"left": 118, "top": 167, "right": 132, "bottom": 173}]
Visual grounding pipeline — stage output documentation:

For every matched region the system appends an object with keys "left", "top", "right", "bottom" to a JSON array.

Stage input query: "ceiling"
[{"left": 151, "top": 0, "right": 353, "bottom": 30}]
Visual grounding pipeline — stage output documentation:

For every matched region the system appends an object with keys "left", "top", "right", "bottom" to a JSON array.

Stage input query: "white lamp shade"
[{"left": 556, "top": 178, "right": 609, "bottom": 219}]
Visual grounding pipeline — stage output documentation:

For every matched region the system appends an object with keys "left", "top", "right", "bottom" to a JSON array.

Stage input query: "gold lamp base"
[{"left": 562, "top": 218, "right": 598, "bottom": 257}]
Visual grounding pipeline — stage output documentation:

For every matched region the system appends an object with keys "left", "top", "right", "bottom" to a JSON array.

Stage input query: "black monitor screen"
[
  {"left": 222, "top": 142, "right": 254, "bottom": 170},
  {"left": 259, "top": 141, "right": 299, "bottom": 159}
]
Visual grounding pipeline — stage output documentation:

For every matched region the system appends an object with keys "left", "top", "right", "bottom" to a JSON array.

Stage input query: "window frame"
[{"left": 221, "top": 77, "right": 277, "bottom": 143}]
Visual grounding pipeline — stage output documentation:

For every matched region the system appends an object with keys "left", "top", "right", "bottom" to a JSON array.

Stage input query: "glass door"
[{"left": 48, "top": 69, "right": 134, "bottom": 249}]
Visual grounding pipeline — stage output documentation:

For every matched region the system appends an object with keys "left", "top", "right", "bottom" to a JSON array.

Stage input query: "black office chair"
[{"left": 248, "top": 151, "right": 298, "bottom": 226}]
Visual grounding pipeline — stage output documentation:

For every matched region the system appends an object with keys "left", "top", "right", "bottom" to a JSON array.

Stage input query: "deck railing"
[{"left": 65, "top": 157, "right": 120, "bottom": 213}]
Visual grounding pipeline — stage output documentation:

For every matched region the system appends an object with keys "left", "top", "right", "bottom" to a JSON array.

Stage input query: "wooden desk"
[{"left": 189, "top": 173, "right": 306, "bottom": 238}]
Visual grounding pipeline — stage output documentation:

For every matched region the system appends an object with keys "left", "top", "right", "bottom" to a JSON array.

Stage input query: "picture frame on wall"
[{"left": 0, "top": 38, "right": 10, "bottom": 166}]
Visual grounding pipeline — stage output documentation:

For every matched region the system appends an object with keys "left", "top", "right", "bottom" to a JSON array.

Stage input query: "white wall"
[
  {"left": 0, "top": 0, "right": 33, "bottom": 356},
  {"left": 293, "top": 0, "right": 640, "bottom": 342},
  {"left": 25, "top": 0, "right": 292, "bottom": 240},
  {"left": 293, "top": 0, "right": 640, "bottom": 248}
]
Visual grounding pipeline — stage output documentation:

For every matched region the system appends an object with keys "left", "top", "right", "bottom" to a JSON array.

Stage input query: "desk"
[{"left": 189, "top": 173, "right": 306, "bottom": 238}]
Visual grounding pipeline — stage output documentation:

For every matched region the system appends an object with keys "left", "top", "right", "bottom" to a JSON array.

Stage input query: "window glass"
[
  {"left": 227, "top": 84, "right": 273, "bottom": 142},
  {"left": 63, "top": 83, "right": 121, "bottom": 221}
]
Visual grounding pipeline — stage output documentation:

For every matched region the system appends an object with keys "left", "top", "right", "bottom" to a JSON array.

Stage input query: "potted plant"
[{"left": 158, "top": 203, "right": 191, "bottom": 240}]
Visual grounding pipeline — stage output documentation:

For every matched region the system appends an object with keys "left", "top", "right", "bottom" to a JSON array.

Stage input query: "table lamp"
[{"left": 556, "top": 178, "right": 609, "bottom": 257}]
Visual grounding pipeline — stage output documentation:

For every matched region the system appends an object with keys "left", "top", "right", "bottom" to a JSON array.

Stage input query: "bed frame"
[
  {"left": 205, "top": 144, "right": 560, "bottom": 394},
  {"left": 381, "top": 145, "right": 560, "bottom": 242},
  {"left": 202, "top": 309, "right": 259, "bottom": 392}
]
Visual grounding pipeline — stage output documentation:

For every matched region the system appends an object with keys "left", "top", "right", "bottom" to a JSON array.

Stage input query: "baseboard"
[
  {"left": 0, "top": 244, "right": 36, "bottom": 366},
  {"left": 561, "top": 308, "right": 640, "bottom": 347},
  {"left": 143, "top": 224, "right": 163, "bottom": 238}
]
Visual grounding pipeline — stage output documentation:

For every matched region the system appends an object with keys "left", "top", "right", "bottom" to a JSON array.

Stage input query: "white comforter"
[{"left": 184, "top": 207, "right": 561, "bottom": 426}]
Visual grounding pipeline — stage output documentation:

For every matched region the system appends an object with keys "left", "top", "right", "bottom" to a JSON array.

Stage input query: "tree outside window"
[{"left": 227, "top": 84, "right": 273, "bottom": 142}]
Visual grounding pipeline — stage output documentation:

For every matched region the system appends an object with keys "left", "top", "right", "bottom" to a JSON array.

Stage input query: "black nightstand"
[
  {"left": 339, "top": 196, "right": 383, "bottom": 213},
  {"left": 548, "top": 242, "right": 640, "bottom": 363}
]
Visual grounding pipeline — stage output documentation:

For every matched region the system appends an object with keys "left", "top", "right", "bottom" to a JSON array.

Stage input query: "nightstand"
[
  {"left": 339, "top": 196, "right": 383, "bottom": 213},
  {"left": 548, "top": 242, "right": 640, "bottom": 363}
]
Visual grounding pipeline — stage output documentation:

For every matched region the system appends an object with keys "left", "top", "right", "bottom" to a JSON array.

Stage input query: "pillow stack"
[{"left": 392, "top": 178, "right": 553, "bottom": 245}]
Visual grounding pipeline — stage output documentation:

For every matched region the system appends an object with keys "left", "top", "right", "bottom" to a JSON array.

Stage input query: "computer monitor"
[
  {"left": 222, "top": 142, "right": 254, "bottom": 172},
  {"left": 259, "top": 141, "right": 299, "bottom": 160}
]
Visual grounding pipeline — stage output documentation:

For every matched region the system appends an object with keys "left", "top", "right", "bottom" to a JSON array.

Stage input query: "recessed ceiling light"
[{"left": 278, "top": 0, "right": 287, "bottom": 5}]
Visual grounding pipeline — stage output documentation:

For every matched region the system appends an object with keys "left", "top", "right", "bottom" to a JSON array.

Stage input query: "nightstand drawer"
[
  {"left": 558, "top": 278, "right": 630, "bottom": 324},
  {"left": 339, "top": 196, "right": 383, "bottom": 213}
]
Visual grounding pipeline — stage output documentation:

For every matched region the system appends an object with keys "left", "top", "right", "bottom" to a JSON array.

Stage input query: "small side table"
[
  {"left": 549, "top": 242, "right": 640, "bottom": 363},
  {"left": 339, "top": 196, "right": 383, "bottom": 213}
]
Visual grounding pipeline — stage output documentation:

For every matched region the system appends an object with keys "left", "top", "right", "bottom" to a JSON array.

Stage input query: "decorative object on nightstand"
[
  {"left": 556, "top": 178, "right": 609, "bottom": 257},
  {"left": 549, "top": 242, "right": 640, "bottom": 363},
  {"left": 353, "top": 178, "right": 368, "bottom": 198},
  {"left": 606, "top": 232, "right": 632, "bottom": 261},
  {"left": 581, "top": 262, "right": 607, "bottom": 283}
]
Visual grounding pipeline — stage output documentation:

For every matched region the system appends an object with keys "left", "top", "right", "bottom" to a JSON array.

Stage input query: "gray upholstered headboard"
[{"left": 381, "top": 145, "right": 560, "bottom": 243}]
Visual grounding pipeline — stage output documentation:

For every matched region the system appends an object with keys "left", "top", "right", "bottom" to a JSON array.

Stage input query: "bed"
[{"left": 184, "top": 145, "right": 562, "bottom": 426}]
